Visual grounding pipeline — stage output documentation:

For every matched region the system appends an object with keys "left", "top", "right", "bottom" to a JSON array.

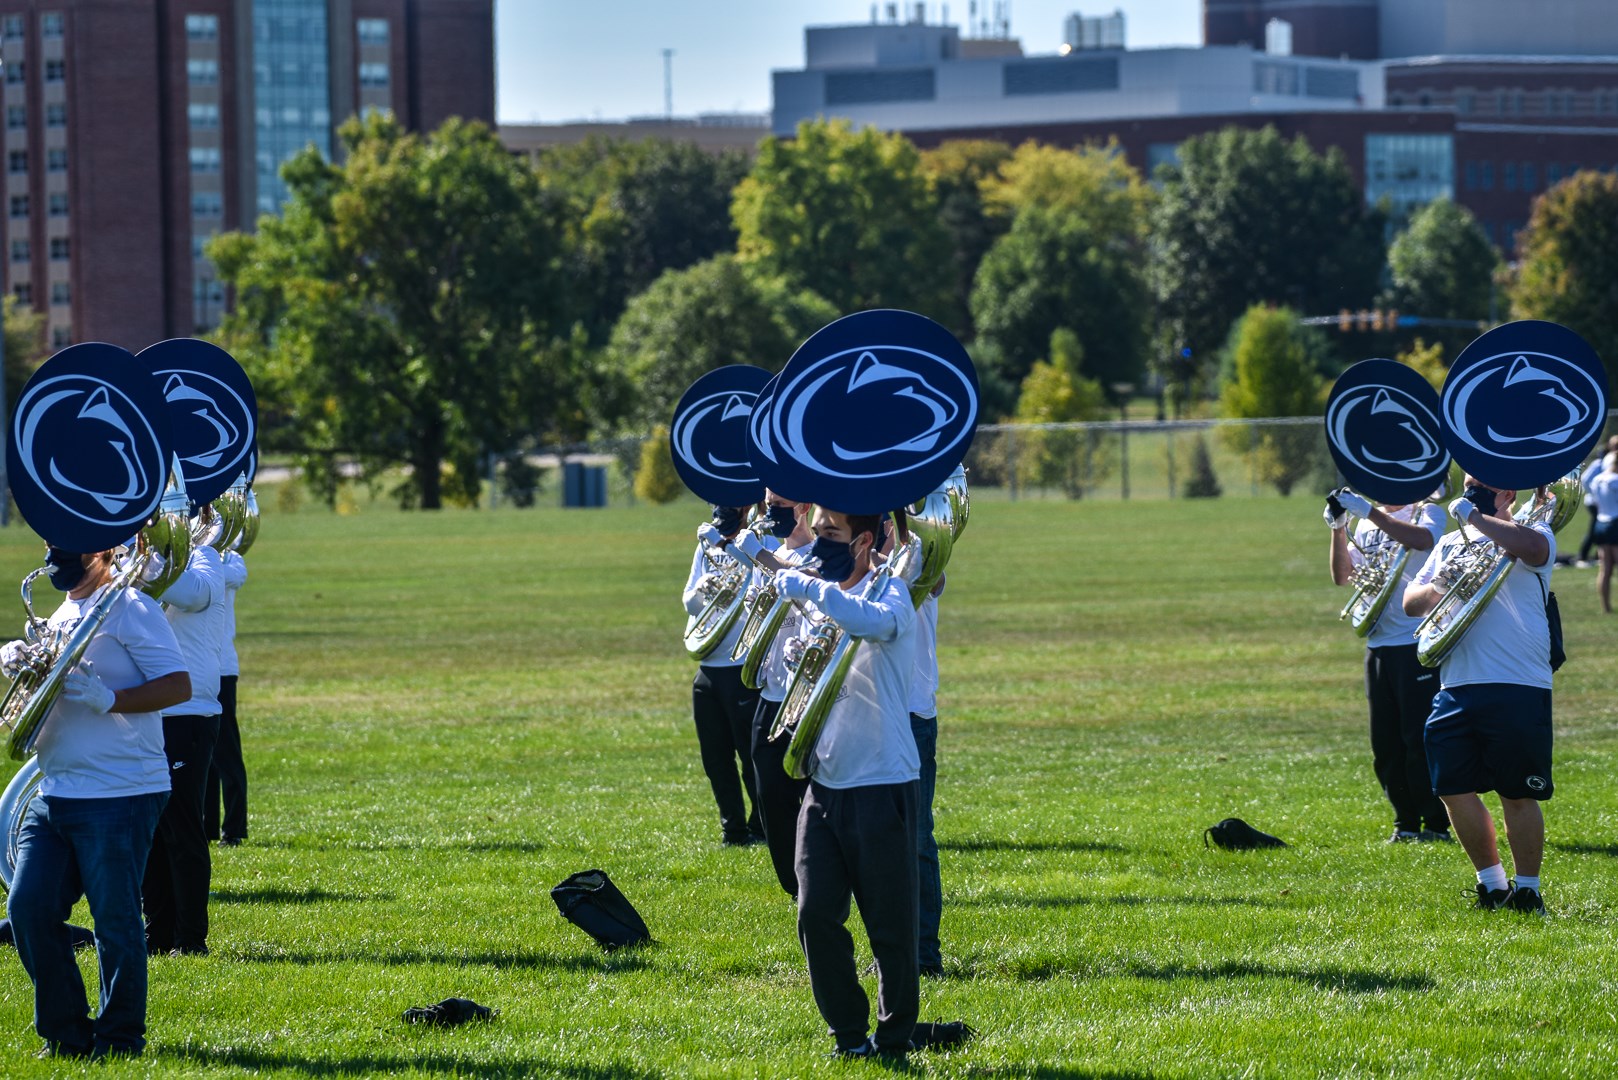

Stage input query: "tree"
[
  {"left": 537, "top": 137, "right": 750, "bottom": 340},
  {"left": 1396, "top": 338, "right": 1448, "bottom": 394},
  {"left": 920, "top": 139, "right": 1013, "bottom": 337},
  {"left": 732, "top": 119, "right": 952, "bottom": 318},
  {"left": 1009, "top": 328, "right": 1113, "bottom": 498},
  {"left": 1218, "top": 305, "right": 1327, "bottom": 496},
  {"left": 634, "top": 424, "right": 684, "bottom": 504},
  {"left": 211, "top": 113, "right": 568, "bottom": 509},
  {"left": 1150, "top": 126, "right": 1385, "bottom": 388},
  {"left": 1383, "top": 197, "right": 1498, "bottom": 320},
  {"left": 2, "top": 295, "right": 48, "bottom": 410},
  {"left": 601, "top": 255, "right": 838, "bottom": 433},
  {"left": 1511, "top": 170, "right": 1618, "bottom": 394}
]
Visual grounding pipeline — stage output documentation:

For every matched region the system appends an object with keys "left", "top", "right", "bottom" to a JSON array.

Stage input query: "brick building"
[{"left": 0, "top": 0, "right": 493, "bottom": 352}]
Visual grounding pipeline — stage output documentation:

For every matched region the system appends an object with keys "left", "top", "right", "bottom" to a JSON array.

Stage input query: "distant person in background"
[
  {"left": 1326, "top": 488, "right": 1449, "bottom": 843},
  {"left": 205, "top": 544, "right": 248, "bottom": 845},
  {"left": 1586, "top": 450, "right": 1618, "bottom": 614},
  {"left": 909, "top": 573, "right": 947, "bottom": 977}
]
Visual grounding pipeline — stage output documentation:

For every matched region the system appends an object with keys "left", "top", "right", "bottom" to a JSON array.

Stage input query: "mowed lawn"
[{"left": 0, "top": 493, "right": 1614, "bottom": 1078}]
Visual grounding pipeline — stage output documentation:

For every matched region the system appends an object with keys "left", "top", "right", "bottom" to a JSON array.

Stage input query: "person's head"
[
  {"left": 763, "top": 489, "right": 811, "bottom": 542},
  {"left": 43, "top": 546, "right": 116, "bottom": 598},
  {"left": 809, "top": 507, "right": 882, "bottom": 584},
  {"left": 1604, "top": 450, "right": 1618, "bottom": 474},
  {"left": 1607, "top": 434, "right": 1618, "bottom": 456},
  {"left": 1462, "top": 475, "right": 1515, "bottom": 518},
  {"left": 710, "top": 504, "right": 747, "bottom": 539}
]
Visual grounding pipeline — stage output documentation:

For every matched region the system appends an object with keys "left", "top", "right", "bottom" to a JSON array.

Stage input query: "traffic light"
[
  {"left": 1371, "top": 309, "right": 1385, "bottom": 332},
  {"left": 1339, "top": 308, "right": 1351, "bottom": 332}
]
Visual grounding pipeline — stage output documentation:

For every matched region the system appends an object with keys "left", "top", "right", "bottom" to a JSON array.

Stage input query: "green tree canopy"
[
  {"left": 919, "top": 139, "right": 1014, "bottom": 337},
  {"left": 1217, "top": 304, "right": 1327, "bottom": 496},
  {"left": 1150, "top": 126, "right": 1385, "bottom": 386},
  {"left": 1511, "top": 169, "right": 1618, "bottom": 393},
  {"left": 602, "top": 255, "right": 837, "bottom": 434},
  {"left": 211, "top": 112, "right": 567, "bottom": 509},
  {"left": 1382, "top": 197, "right": 1498, "bottom": 322},
  {"left": 732, "top": 119, "right": 952, "bottom": 318},
  {"left": 1009, "top": 328, "right": 1113, "bottom": 498},
  {"left": 2, "top": 295, "right": 48, "bottom": 411}
]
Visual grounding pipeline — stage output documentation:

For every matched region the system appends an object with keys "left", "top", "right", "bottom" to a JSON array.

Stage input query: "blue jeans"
[
  {"left": 9, "top": 790, "right": 168, "bottom": 1055},
  {"left": 909, "top": 713, "right": 942, "bottom": 967}
]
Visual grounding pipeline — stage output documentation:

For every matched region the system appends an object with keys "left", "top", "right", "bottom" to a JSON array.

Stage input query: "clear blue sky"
[{"left": 496, "top": 1, "right": 1203, "bottom": 123}]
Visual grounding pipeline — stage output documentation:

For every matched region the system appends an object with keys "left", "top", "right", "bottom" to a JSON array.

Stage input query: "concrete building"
[{"left": 0, "top": 0, "right": 494, "bottom": 351}]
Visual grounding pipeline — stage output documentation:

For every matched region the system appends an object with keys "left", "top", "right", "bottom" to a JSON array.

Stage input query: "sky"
[{"left": 496, "top": 1, "right": 1204, "bottom": 124}]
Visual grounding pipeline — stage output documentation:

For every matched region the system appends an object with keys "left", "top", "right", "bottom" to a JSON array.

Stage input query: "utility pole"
[{"left": 662, "top": 48, "right": 674, "bottom": 123}]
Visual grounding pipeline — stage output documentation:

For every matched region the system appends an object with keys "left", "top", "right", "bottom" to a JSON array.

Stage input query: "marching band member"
[
  {"left": 909, "top": 573, "right": 946, "bottom": 977},
  {"left": 142, "top": 507, "right": 229, "bottom": 955},
  {"left": 5, "top": 546, "right": 190, "bottom": 1060},
  {"left": 1326, "top": 489, "right": 1449, "bottom": 843},
  {"left": 774, "top": 507, "right": 920, "bottom": 1060},
  {"left": 1404, "top": 477, "right": 1557, "bottom": 914},
  {"left": 205, "top": 545, "right": 249, "bottom": 845},
  {"left": 749, "top": 492, "right": 815, "bottom": 896},
  {"left": 684, "top": 505, "right": 764, "bottom": 846},
  {"left": 1584, "top": 442, "right": 1618, "bottom": 614}
]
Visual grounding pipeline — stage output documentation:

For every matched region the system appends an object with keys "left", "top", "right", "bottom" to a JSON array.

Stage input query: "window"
[
  {"left": 1363, "top": 133, "right": 1455, "bottom": 216},
  {"left": 191, "top": 191, "right": 222, "bottom": 216},
  {"left": 1481, "top": 162, "right": 1495, "bottom": 191},
  {"left": 45, "top": 103, "right": 66, "bottom": 127},
  {"left": 6, "top": 106, "right": 23, "bottom": 130},
  {"left": 1504, "top": 163, "right": 1517, "bottom": 192},
  {"left": 50, "top": 326, "right": 68, "bottom": 348},
  {"left": 7, "top": 150, "right": 25, "bottom": 174},
  {"left": 1549, "top": 92, "right": 1563, "bottom": 115},
  {"left": 12, "top": 283, "right": 29, "bottom": 303},
  {"left": 2, "top": 16, "right": 21, "bottom": 39},
  {"left": 185, "top": 14, "right": 218, "bottom": 42},
  {"left": 188, "top": 102, "right": 219, "bottom": 128},
  {"left": 49, "top": 281, "right": 68, "bottom": 305},
  {"left": 1418, "top": 92, "right": 1431, "bottom": 107},
  {"left": 41, "top": 12, "right": 62, "bottom": 37},
  {"left": 356, "top": 17, "right": 389, "bottom": 46},
  {"left": 189, "top": 146, "right": 220, "bottom": 173},
  {"left": 1457, "top": 93, "right": 1473, "bottom": 114},
  {"left": 48, "top": 236, "right": 67, "bottom": 260},
  {"left": 191, "top": 233, "right": 211, "bottom": 259},
  {"left": 187, "top": 59, "right": 218, "bottom": 86},
  {"left": 44, "top": 59, "right": 64, "bottom": 82},
  {"left": 47, "top": 192, "right": 67, "bottom": 217},
  {"left": 8, "top": 194, "right": 26, "bottom": 218},
  {"left": 358, "top": 62, "right": 389, "bottom": 88},
  {"left": 9, "top": 239, "right": 26, "bottom": 262},
  {"left": 1522, "top": 162, "right": 1536, "bottom": 192},
  {"left": 6, "top": 62, "right": 25, "bottom": 85},
  {"left": 1549, "top": 162, "right": 1563, "bottom": 184},
  {"left": 1464, "top": 161, "right": 1478, "bottom": 191},
  {"left": 46, "top": 148, "right": 65, "bottom": 172}
]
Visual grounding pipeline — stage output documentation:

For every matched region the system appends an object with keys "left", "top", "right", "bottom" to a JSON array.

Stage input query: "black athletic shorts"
[{"left": 1424, "top": 684, "right": 1553, "bottom": 800}]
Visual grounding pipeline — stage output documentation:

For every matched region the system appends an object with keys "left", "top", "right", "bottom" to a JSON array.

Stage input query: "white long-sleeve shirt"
[
  {"left": 219, "top": 551, "right": 247, "bottom": 677},
  {"left": 162, "top": 544, "right": 227, "bottom": 716}
]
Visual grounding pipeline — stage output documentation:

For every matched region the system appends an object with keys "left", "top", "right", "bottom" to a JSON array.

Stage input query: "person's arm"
[
  {"left": 113, "top": 671, "right": 191, "bottom": 714},
  {"left": 161, "top": 562, "right": 214, "bottom": 613},
  {"left": 1403, "top": 544, "right": 1447, "bottom": 618},
  {"left": 1363, "top": 507, "right": 1437, "bottom": 552},
  {"left": 1329, "top": 525, "right": 1354, "bottom": 586},
  {"left": 221, "top": 552, "right": 247, "bottom": 590},
  {"left": 1465, "top": 507, "right": 1551, "bottom": 568},
  {"left": 682, "top": 544, "right": 712, "bottom": 617},
  {"left": 777, "top": 572, "right": 914, "bottom": 642}
]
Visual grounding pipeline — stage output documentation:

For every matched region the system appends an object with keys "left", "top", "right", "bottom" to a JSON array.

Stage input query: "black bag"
[
  {"left": 911, "top": 1020, "right": 977, "bottom": 1049},
  {"left": 550, "top": 869, "right": 651, "bottom": 952},
  {"left": 1541, "top": 579, "right": 1566, "bottom": 673},
  {"left": 402, "top": 997, "right": 496, "bottom": 1026},
  {"left": 1203, "top": 818, "right": 1288, "bottom": 851}
]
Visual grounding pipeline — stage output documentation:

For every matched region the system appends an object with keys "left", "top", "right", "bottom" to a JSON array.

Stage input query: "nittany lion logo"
[
  {"left": 1327, "top": 384, "right": 1445, "bottom": 480},
  {"left": 1445, "top": 352, "right": 1605, "bottom": 463},
  {"left": 154, "top": 369, "right": 255, "bottom": 484},
  {"left": 672, "top": 389, "right": 759, "bottom": 483},
  {"left": 769, "top": 347, "right": 977, "bottom": 481},
  {"left": 13, "top": 375, "right": 164, "bottom": 527}
]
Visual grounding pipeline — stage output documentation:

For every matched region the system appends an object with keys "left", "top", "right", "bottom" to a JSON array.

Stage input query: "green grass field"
[{"left": 0, "top": 496, "right": 1614, "bottom": 1078}]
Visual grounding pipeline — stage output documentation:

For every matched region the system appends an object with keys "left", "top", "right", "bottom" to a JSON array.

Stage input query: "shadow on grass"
[
  {"left": 1553, "top": 840, "right": 1618, "bottom": 857},
  {"left": 161, "top": 1047, "right": 658, "bottom": 1079},
  {"left": 1001, "top": 957, "right": 1432, "bottom": 992},
  {"left": 940, "top": 838, "right": 1126, "bottom": 854},
  {"left": 957, "top": 892, "right": 1277, "bottom": 910},
  {"left": 248, "top": 838, "right": 549, "bottom": 854},
  {"left": 212, "top": 886, "right": 385, "bottom": 904},
  {"left": 228, "top": 946, "right": 650, "bottom": 973}
]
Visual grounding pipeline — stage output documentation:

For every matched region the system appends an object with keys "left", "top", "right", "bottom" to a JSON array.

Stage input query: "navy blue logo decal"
[
  {"left": 138, "top": 338, "right": 258, "bottom": 507},
  {"left": 669, "top": 365, "right": 774, "bottom": 507},
  {"left": 1440, "top": 321, "right": 1608, "bottom": 490},
  {"left": 750, "top": 310, "right": 979, "bottom": 515},
  {"left": 7, "top": 342, "right": 174, "bottom": 552},
  {"left": 1325, "top": 358, "right": 1449, "bottom": 505}
]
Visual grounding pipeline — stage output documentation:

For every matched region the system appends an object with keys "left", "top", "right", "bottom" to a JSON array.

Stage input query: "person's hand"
[
  {"left": 138, "top": 553, "right": 166, "bottom": 584},
  {"left": 694, "top": 572, "right": 721, "bottom": 598},
  {"left": 62, "top": 661, "right": 115, "bottom": 714},
  {"left": 696, "top": 523, "right": 723, "bottom": 548},
  {"left": 1448, "top": 497, "right": 1477, "bottom": 526},
  {"left": 0, "top": 641, "right": 30, "bottom": 679},
  {"left": 775, "top": 570, "right": 815, "bottom": 602},
  {"left": 732, "top": 529, "right": 764, "bottom": 560},
  {"left": 782, "top": 635, "right": 807, "bottom": 667},
  {"left": 1323, "top": 494, "right": 1348, "bottom": 531},
  {"left": 1335, "top": 489, "right": 1372, "bottom": 519}
]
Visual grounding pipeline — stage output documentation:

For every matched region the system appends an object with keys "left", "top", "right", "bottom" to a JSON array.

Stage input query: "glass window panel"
[{"left": 1364, "top": 134, "right": 1455, "bottom": 216}]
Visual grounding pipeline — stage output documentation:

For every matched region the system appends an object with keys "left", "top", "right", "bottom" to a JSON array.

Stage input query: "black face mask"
[
  {"left": 44, "top": 547, "right": 86, "bottom": 593},
  {"left": 712, "top": 506, "right": 745, "bottom": 537},
  {"left": 1462, "top": 484, "right": 1493, "bottom": 512},
  {"left": 766, "top": 505, "right": 797, "bottom": 538},
  {"left": 808, "top": 536, "right": 856, "bottom": 582}
]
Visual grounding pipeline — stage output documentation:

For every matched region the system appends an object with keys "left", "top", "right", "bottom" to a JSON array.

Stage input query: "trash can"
[{"left": 562, "top": 462, "right": 607, "bottom": 508}]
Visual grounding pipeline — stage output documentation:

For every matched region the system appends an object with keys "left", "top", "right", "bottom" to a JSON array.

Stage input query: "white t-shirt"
[
  {"left": 908, "top": 592, "right": 939, "bottom": 719},
  {"left": 162, "top": 544, "right": 227, "bottom": 716},
  {"left": 36, "top": 587, "right": 185, "bottom": 799},
  {"left": 759, "top": 541, "right": 813, "bottom": 703},
  {"left": 789, "top": 570, "right": 919, "bottom": 789},
  {"left": 1348, "top": 504, "right": 1446, "bottom": 649},
  {"left": 1589, "top": 469, "right": 1618, "bottom": 522},
  {"left": 218, "top": 551, "right": 247, "bottom": 677},
  {"left": 683, "top": 537, "right": 780, "bottom": 669},
  {"left": 1410, "top": 521, "right": 1556, "bottom": 689}
]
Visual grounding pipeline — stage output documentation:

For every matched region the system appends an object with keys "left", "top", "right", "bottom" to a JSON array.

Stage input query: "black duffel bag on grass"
[
  {"left": 1203, "top": 817, "right": 1288, "bottom": 851},
  {"left": 550, "top": 869, "right": 652, "bottom": 951}
]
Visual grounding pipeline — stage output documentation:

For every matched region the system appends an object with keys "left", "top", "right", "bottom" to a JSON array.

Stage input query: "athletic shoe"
[
  {"left": 34, "top": 1042, "right": 90, "bottom": 1060},
  {"left": 1506, "top": 885, "right": 1546, "bottom": 916},
  {"left": 919, "top": 963, "right": 946, "bottom": 979},
  {"left": 1418, "top": 829, "right": 1456, "bottom": 843},
  {"left": 1471, "top": 884, "right": 1512, "bottom": 910},
  {"left": 829, "top": 1039, "right": 876, "bottom": 1060},
  {"left": 1387, "top": 830, "right": 1421, "bottom": 843}
]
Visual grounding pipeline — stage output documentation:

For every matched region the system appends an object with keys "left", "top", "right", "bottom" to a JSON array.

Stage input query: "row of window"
[
  {"left": 187, "top": 15, "right": 218, "bottom": 43},
  {"left": 359, "top": 62, "right": 389, "bottom": 89},
  {"left": 7, "top": 149, "right": 67, "bottom": 173},
  {"left": 1395, "top": 88, "right": 1618, "bottom": 117},
  {"left": 9, "top": 194, "right": 68, "bottom": 217},
  {"left": 2, "top": 14, "right": 62, "bottom": 39},
  {"left": 10, "top": 237, "right": 70, "bottom": 261},
  {"left": 7, "top": 103, "right": 68, "bottom": 128},
  {"left": 11, "top": 282, "right": 71, "bottom": 304},
  {"left": 1461, "top": 160, "right": 1613, "bottom": 194},
  {"left": 358, "top": 18, "right": 389, "bottom": 47},
  {"left": 5, "top": 60, "right": 67, "bottom": 84}
]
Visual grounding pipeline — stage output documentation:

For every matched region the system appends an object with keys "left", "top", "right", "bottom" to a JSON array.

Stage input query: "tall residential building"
[{"left": 0, "top": 0, "right": 494, "bottom": 351}]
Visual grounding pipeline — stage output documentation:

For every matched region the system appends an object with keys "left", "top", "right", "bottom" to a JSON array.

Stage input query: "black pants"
[
  {"left": 796, "top": 780, "right": 919, "bottom": 1054},
  {"left": 1579, "top": 504, "right": 1599, "bottom": 562},
  {"left": 1366, "top": 645, "right": 1448, "bottom": 834},
  {"left": 144, "top": 714, "right": 220, "bottom": 953},
  {"left": 752, "top": 698, "right": 810, "bottom": 897},
  {"left": 692, "top": 665, "right": 761, "bottom": 841},
  {"left": 205, "top": 675, "right": 246, "bottom": 842}
]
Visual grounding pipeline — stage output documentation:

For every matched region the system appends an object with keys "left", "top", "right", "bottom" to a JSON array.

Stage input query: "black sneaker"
[
  {"left": 1418, "top": 829, "right": 1455, "bottom": 843},
  {"left": 35, "top": 1041, "right": 90, "bottom": 1060},
  {"left": 1471, "top": 884, "right": 1512, "bottom": 910},
  {"left": 829, "top": 1038, "right": 876, "bottom": 1060},
  {"left": 1506, "top": 884, "right": 1546, "bottom": 916},
  {"left": 1387, "top": 829, "right": 1421, "bottom": 843},
  {"left": 919, "top": 963, "right": 946, "bottom": 979}
]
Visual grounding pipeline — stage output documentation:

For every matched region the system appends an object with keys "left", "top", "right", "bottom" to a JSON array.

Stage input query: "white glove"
[
  {"left": 1322, "top": 498, "right": 1348, "bottom": 531},
  {"left": 775, "top": 569, "right": 818, "bottom": 603},
  {"left": 694, "top": 572, "right": 721, "bottom": 597},
  {"left": 139, "top": 553, "right": 166, "bottom": 584},
  {"left": 1336, "top": 490, "right": 1372, "bottom": 519},
  {"left": 696, "top": 523, "right": 723, "bottom": 548},
  {"left": 0, "top": 641, "right": 28, "bottom": 679},
  {"left": 62, "top": 661, "right": 116, "bottom": 714},
  {"left": 732, "top": 529, "right": 764, "bottom": 560},
  {"left": 1448, "top": 497, "right": 1477, "bottom": 525},
  {"left": 782, "top": 635, "right": 807, "bottom": 667}
]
